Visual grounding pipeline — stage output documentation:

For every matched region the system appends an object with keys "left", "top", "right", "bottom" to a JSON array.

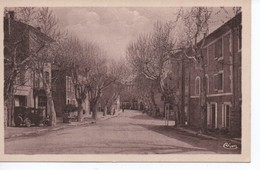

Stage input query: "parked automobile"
[{"left": 14, "top": 106, "right": 48, "bottom": 127}]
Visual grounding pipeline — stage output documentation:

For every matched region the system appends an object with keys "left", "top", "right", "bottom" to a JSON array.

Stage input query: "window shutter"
[
  {"left": 215, "top": 41, "right": 219, "bottom": 59},
  {"left": 222, "top": 104, "right": 225, "bottom": 127},
  {"left": 214, "top": 74, "right": 218, "bottom": 90},
  {"left": 218, "top": 72, "right": 223, "bottom": 90},
  {"left": 219, "top": 39, "right": 223, "bottom": 58},
  {"left": 226, "top": 105, "right": 230, "bottom": 128},
  {"left": 207, "top": 103, "right": 211, "bottom": 126}
]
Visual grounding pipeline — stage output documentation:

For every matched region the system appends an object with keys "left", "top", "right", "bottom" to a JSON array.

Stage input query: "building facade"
[
  {"left": 120, "top": 81, "right": 138, "bottom": 110},
  {"left": 186, "top": 13, "right": 242, "bottom": 136},
  {"left": 4, "top": 11, "right": 53, "bottom": 125},
  {"left": 52, "top": 70, "right": 90, "bottom": 118}
]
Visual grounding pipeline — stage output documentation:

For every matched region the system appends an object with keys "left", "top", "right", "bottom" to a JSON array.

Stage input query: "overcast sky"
[{"left": 52, "top": 7, "right": 235, "bottom": 61}]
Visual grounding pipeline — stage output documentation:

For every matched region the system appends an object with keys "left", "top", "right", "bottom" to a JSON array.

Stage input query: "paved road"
[{"left": 5, "top": 110, "right": 241, "bottom": 154}]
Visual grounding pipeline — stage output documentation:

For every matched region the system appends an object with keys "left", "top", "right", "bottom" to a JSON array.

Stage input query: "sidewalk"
[
  {"left": 4, "top": 111, "right": 122, "bottom": 139},
  {"left": 145, "top": 113, "right": 241, "bottom": 145},
  {"left": 176, "top": 126, "right": 241, "bottom": 145}
]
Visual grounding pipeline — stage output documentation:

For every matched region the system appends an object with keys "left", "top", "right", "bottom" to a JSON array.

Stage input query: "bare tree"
[
  {"left": 101, "top": 81, "right": 123, "bottom": 116},
  {"left": 56, "top": 38, "right": 124, "bottom": 121},
  {"left": 101, "top": 59, "right": 129, "bottom": 115},
  {"left": 54, "top": 36, "right": 88, "bottom": 122},
  {"left": 87, "top": 56, "right": 125, "bottom": 120},
  {"left": 29, "top": 33, "right": 56, "bottom": 125},
  {"left": 126, "top": 21, "right": 178, "bottom": 117},
  {"left": 175, "top": 7, "right": 212, "bottom": 133},
  {"left": 131, "top": 73, "right": 155, "bottom": 114},
  {"left": 4, "top": 11, "right": 49, "bottom": 126},
  {"left": 8, "top": 7, "right": 65, "bottom": 126}
]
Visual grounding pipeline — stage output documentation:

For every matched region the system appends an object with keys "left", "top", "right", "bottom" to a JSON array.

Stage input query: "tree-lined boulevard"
[
  {"left": 5, "top": 110, "right": 240, "bottom": 154},
  {"left": 4, "top": 7, "right": 242, "bottom": 155}
]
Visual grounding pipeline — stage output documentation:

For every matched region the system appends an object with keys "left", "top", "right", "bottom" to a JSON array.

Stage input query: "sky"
[{"left": 51, "top": 7, "right": 235, "bottom": 61}]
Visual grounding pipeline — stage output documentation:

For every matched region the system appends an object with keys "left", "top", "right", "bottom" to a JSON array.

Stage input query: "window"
[
  {"left": 68, "top": 77, "right": 71, "bottom": 91},
  {"left": 195, "top": 76, "right": 200, "bottom": 96},
  {"left": 205, "top": 74, "right": 209, "bottom": 93},
  {"left": 35, "top": 75, "right": 40, "bottom": 88},
  {"left": 211, "top": 103, "right": 217, "bottom": 129},
  {"left": 213, "top": 74, "right": 218, "bottom": 91},
  {"left": 44, "top": 71, "right": 50, "bottom": 85},
  {"left": 38, "top": 96, "right": 47, "bottom": 107},
  {"left": 207, "top": 103, "right": 217, "bottom": 129},
  {"left": 66, "top": 77, "right": 69, "bottom": 91},
  {"left": 16, "top": 68, "right": 26, "bottom": 85},
  {"left": 222, "top": 103, "right": 231, "bottom": 128},
  {"left": 214, "top": 40, "right": 218, "bottom": 59},
  {"left": 215, "top": 38, "right": 223, "bottom": 59},
  {"left": 15, "top": 96, "right": 27, "bottom": 107},
  {"left": 218, "top": 71, "right": 224, "bottom": 91},
  {"left": 71, "top": 79, "right": 74, "bottom": 92},
  {"left": 218, "top": 38, "right": 223, "bottom": 58},
  {"left": 202, "top": 48, "right": 208, "bottom": 65},
  {"left": 208, "top": 44, "right": 214, "bottom": 61},
  {"left": 66, "top": 76, "right": 72, "bottom": 92},
  {"left": 214, "top": 71, "right": 224, "bottom": 92}
]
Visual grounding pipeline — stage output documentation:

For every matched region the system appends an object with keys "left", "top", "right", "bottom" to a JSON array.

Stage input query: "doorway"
[{"left": 207, "top": 103, "right": 217, "bottom": 129}]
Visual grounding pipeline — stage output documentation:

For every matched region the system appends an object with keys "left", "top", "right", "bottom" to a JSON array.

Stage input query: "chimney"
[{"left": 8, "top": 11, "right": 15, "bottom": 20}]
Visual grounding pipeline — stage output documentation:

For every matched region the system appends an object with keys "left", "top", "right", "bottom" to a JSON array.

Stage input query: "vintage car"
[{"left": 14, "top": 106, "right": 48, "bottom": 127}]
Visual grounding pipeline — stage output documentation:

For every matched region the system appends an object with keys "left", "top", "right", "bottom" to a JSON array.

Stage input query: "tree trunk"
[
  {"left": 77, "top": 101, "right": 84, "bottom": 122},
  {"left": 91, "top": 102, "right": 98, "bottom": 120},
  {"left": 200, "top": 58, "right": 208, "bottom": 133},
  {"left": 38, "top": 70, "right": 57, "bottom": 126},
  {"left": 6, "top": 90, "right": 15, "bottom": 127},
  {"left": 103, "top": 105, "right": 107, "bottom": 116},
  {"left": 4, "top": 98, "right": 13, "bottom": 127},
  {"left": 174, "top": 104, "right": 179, "bottom": 127},
  {"left": 180, "top": 60, "right": 186, "bottom": 125},
  {"left": 200, "top": 85, "right": 207, "bottom": 133},
  {"left": 45, "top": 87, "right": 56, "bottom": 126},
  {"left": 149, "top": 90, "right": 157, "bottom": 117}
]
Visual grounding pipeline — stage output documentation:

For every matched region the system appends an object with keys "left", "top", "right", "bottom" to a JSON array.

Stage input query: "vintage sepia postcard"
[{"left": 0, "top": 0, "right": 251, "bottom": 162}]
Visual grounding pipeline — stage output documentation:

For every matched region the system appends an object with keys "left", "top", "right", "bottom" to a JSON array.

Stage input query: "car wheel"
[
  {"left": 24, "top": 118, "right": 31, "bottom": 127},
  {"left": 14, "top": 116, "right": 22, "bottom": 127}
]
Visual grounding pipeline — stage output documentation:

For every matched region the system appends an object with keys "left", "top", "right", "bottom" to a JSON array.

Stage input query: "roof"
[
  {"left": 4, "top": 17, "right": 54, "bottom": 43},
  {"left": 202, "top": 12, "right": 241, "bottom": 46},
  {"left": 171, "top": 12, "right": 242, "bottom": 58}
]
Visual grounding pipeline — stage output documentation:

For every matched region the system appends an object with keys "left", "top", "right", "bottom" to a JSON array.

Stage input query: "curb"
[
  {"left": 5, "top": 122, "right": 89, "bottom": 139},
  {"left": 5, "top": 111, "right": 122, "bottom": 139},
  {"left": 5, "top": 122, "right": 88, "bottom": 139}
]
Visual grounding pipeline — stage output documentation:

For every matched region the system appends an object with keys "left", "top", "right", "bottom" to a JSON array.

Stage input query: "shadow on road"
[
  {"left": 70, "top": 143, "right": 208, "bottom": 154},
  {"left": 130, "top": 114, "right": 159, "bottom": 120},
  {"left": 133, "top": 123, "right": 241, "bottom": 154}
]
